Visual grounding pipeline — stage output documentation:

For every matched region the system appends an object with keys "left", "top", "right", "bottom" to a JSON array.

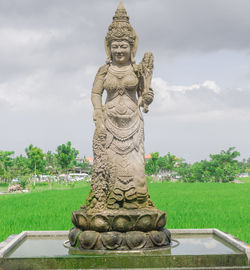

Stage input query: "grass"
[
  {"left": 0, "top": 182, "right": 249, "bottom": 244},
  {"left": 26, "top": 181, "right": 88, "bottom": 192},
  {"left": 148, "top": 182, "right": 250, "bottom": 244},
  {"left": 0, "top": 183, "right": 8, "bottom": 192},
  {"left": 0, "top": 180, "right": 87, "bottom": 192},
  {"left": 237, "top": 176, "right": 250, "bottom": 183}
]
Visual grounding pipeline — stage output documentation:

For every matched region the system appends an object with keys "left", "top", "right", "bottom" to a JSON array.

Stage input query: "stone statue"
[
  {"left": 87, "top": 3, "right": 154, "bottom": 211},
  {"left": 69, "top": 2, "right": 171, "bottom": 251}
]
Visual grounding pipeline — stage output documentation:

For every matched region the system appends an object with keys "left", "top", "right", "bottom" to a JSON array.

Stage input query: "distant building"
[
  {"left": 238, "top": 173, "right": 249, "bottom": 178},
  {"left": 76, "top": 158, "right": 85, "bottom": 163},
  {"left": 86, "top": 157, "right": 93, "bottom": 166},
  {"left": 74, "top": 157, "right": 93, "bottom": 173}
]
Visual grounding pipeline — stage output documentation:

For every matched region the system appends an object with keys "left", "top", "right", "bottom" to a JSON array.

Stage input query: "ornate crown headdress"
[{"left": 105, "top": 2, "right": 138, "bottom": 63}]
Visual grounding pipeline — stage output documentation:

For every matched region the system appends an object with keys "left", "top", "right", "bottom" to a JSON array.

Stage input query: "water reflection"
[
  {"left": 171, "top": 234, "right": 241, "bottom": 255},
  {"left": 7, "top": 234, "right": 242, "bottom": 258}
]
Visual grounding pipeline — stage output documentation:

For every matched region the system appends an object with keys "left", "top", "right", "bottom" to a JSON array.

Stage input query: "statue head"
[
  {"left": 105, "top": 2, "right": 138, "bottom": 64},
  {"left": 110, "top": 40, "right": 131, "bottom": 66}
]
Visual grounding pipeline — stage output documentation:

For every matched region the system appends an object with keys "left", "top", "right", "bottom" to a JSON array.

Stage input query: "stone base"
[
  {"left": 72, "top": 208, "right": 166, "bottom": 232},
  {"left": 69, "top": 227, "right": 171, "bottom": 250},
  {"left": 70, "top": 207, "right": 171, "bottom": 250}
]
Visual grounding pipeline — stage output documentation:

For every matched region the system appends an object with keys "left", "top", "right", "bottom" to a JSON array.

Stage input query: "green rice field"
[
  {"left": 0, "top": 182, "right": 249, "bottom": 244},
  {"left": 237, "top": 176, "right": 250, "bottom": 183},
  {"left": 0, "top": 183, "right": 8, "bottom": 192}
]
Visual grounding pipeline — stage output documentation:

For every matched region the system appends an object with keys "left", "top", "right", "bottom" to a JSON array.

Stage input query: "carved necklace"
[{"left": 109, "top": 65, "right": 131, "bottom": 79}]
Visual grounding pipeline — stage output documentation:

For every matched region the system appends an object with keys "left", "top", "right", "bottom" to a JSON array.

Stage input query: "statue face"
[{"left": 110, "top": 40, "right": 131, "bottom": 65}]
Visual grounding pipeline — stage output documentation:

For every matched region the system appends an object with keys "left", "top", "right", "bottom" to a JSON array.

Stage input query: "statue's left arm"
[{"left": 137, "top": 52, "right": 154, "bottom": 113}]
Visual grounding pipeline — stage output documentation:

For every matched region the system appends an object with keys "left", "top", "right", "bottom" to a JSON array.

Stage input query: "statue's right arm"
[{"left": 91, "top": 65, "right": 108, "bottom": 126}]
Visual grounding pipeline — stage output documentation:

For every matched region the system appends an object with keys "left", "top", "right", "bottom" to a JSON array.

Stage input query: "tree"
[
  {"left": 187, "top": 160, "right": 211, "bottom": 183},
  {"left": 178, "top": 147, "right": 241, "bottom": 183},
  {"left": 145, "top": 152, "right": 159, "bottom": 175},
  {"left": 77, "top": 157, "right": 91, "bottom": 173},
  {"left": 160, "top": 153, "right": 179, "bottom": 180},
  {"left": 209, "top": 147, "right": 240, "bottom": 182},
  {"left": 238, "top": 157, "right": 250, "bottom": 174},
  {"left": 245, "top": 158, "right": 250, "bottom": 175},
  {"left": 176, "top": 162, "right": 192, "bottom": 182},
  {"left": 11, "top": 155, "right": 31, "bottom": 178},
  {"left": 45, "top": 151, "right": 57, "bottom": 175},
  {"left": 149, "top": 147, "right": 241, "bottom": 183},
  {"left": 25, "top": 144, "right": 45, "bottom": 176},
  {"left": 0, "top": 150, "right": 14, "bottom": 182},
  {"left": 145, "top": 152, "right": 180, "bottom": 180},
  {"left": 55, "top": 141, "right": 79, "bottom": 175}
]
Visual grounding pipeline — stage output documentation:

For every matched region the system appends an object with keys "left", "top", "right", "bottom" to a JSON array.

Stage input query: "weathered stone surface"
[
  {"left": 69, "top": 2, "right": 171, "bottom": 250},
  {"left": 86, "top": 1, "right": 155, "bottom": 212},
  {"left": 72, "top": 208, "right": 166, "bottom": 232},
  {"left": 69, "top": 227, "right": 171, "bottom": 250}
]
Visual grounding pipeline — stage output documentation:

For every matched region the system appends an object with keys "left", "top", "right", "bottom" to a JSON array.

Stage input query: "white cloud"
[
  {"left": 84, "top": 65, "right": 99, "bottom": 77},
  {"left": 0, "top": 73, "right": 41, "bottom": 109},
  {"left": 202, "top": 81, "right": 220, "bottom": 94},
  {"left": 151, "top": 77, "right": 220, "bottom": 115},
  {"left": 0, "top": 28, "right": 50, "bottom": 48},
  {"left": 151, "top": 77, "right": 250, "bottom": 121},
  {"left": 152, "top": 77, "right": 220, "bottom": 94},
  {"left": 0, "top": 66, "right": 92, "bottom": 112}
]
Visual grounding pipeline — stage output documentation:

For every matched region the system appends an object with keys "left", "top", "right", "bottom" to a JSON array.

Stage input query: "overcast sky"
[{"left": 0, "top": 0, "right": 249, "bottom": 162}]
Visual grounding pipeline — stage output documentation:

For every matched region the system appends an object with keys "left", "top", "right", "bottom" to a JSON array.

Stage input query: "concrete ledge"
[
  {"left": 0, "top": 234, "right": 18, "bottom": 250},
  {"left": 0, "top": 228, "right": 249, "bottom": 261},
  {"left": 169, "top": 229, "right": 214, "bottom": 234},
  {"left": 0, "top": 229, "right": 249, "bottom": 269},
  {"left": 213, "top": 229, "right": 250, "bottom": 263},
  {"left": 25, "top": 230, "right": 68, "bottom": 236},
  {"left": 0, "top": 231, "right": 27, "bottom": 258}
]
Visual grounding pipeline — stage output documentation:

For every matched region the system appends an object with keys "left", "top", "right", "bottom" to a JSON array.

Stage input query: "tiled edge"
[
  {"left": 26, "top": 230, "right": 68, "bottom": 236},
  {"left": 169, "top": 228, "right": 213, "bottom": 234},
  {"left": 0, "top": 231, "right": 27, "bottom": 258},
  {"left": 213, "top": 228, "right": 250, "bottom": 263}
]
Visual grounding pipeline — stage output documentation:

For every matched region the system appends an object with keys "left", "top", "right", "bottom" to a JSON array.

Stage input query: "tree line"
[
  {"left": 0, "top": 144, "right": 249, "bottom": 184},
  {"left": 145, "top": 147, "right": 250, "bottom": 183},
  {"left": 0, "top": 141, "right": 89, "bottom": 183}
]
